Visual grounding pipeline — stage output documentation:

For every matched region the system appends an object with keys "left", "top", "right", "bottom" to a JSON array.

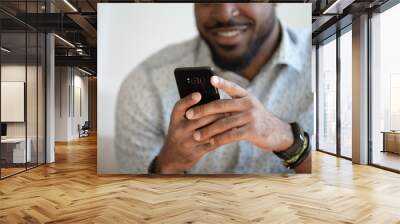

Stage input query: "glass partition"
[
  {"left": 0, "top": 2, "right": 46, "bottom": 179},
  {"left": 1, "top": 31, "right": 28, "bottom": 177}
]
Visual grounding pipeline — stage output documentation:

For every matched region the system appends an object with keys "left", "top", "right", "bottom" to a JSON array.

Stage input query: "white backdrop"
[{"left": 97, "top": 3, "right": 311, "bottom": 173}]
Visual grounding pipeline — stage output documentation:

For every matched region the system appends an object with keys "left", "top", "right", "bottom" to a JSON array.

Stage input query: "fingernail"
[
  {"left": 211, "top": 76, "right": 219, "bottom": 85},
  {"left": 193, "top": 131, "right": 201, "bottom": 141},
  {"left": 186, "top": 109, "right": 194, "bottom": 119},
  {"left": 210, "top": 138, "right": 214, "bottom": 145},
  {"left": 192, "top": 92, "right": 200, "bottom": 101}
]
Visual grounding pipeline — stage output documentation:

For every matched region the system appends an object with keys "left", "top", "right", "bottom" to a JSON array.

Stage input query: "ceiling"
[{"left": 0, "top": 0, "right": 394, "bottom": 74}]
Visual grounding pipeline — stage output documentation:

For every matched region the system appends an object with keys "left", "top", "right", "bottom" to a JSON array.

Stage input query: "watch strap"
[
  {"left": 273, "top": 122, "right": 305, "bottom": 161},
  {"left": 285, "top": 132, "right": 311, "bottom": 169}
]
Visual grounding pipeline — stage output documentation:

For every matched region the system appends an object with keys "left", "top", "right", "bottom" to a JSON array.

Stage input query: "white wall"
[
  {"left": 76, "top": 74, "right": 89, "bottom": 120},
  {"left": 276, "top": 4, "right": 310, "bottom": 29},
  {"left": 97, "top": 3, "right": 311, "bottom": 173},
  {"left": 55, "top": 67, "right": 89, "bottom": 141},
  {"left": 55, "top": 67, "right": 69, "bottom": 141}
]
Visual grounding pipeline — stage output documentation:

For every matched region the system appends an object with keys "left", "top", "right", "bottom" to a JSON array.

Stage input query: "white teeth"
[{"left": 217, "top": 30, "right": 241, "bottom": 37}]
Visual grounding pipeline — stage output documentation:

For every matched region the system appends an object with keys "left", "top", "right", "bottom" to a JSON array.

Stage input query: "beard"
[{"left": 201, "top": 16, "right": 277, "bottom": 74}]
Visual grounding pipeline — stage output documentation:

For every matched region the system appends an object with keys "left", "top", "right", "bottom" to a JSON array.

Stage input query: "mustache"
[{"left": 205, "top": 19, "right": 252, "bottom": 30}]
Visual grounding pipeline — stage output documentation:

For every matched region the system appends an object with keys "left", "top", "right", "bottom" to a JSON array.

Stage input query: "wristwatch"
[{"left": 273, "top": 122, "right": 311, "bottom": 169}]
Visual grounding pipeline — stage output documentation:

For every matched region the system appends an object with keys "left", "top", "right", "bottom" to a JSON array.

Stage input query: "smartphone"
[{"left": 174, "top": 66, "right": 220, "bottom": 106}]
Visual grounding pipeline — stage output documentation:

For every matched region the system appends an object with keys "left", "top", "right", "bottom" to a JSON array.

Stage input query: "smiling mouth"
[
  {"left": 210, "top": 25, "right": 248, "bottom": 37},
  {"left": 207, "top": 25, "right": 249, "bottom": 48},
  {"left": 215, "top": 30, "right": 242, "bottom": 37}
]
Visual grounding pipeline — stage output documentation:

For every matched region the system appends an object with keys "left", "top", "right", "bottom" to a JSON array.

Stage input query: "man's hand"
[
  {"left": 186, "top": 76, "right": 294, "bottom": 152},
  {"left": 155, "top": 92, "right": 223, "bottom": 174}
]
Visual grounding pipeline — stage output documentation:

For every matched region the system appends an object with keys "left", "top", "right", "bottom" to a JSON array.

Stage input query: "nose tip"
[{"left": 211, "top": 3, "right": 239, "bottom": 22}]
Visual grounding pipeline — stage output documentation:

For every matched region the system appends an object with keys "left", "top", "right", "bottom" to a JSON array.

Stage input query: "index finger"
[
  {"left": 186, "top": 98, "right": 245, "bottom": 120},
  {"left": 211, "top": 76, "right": 247, "bottom": 98}
]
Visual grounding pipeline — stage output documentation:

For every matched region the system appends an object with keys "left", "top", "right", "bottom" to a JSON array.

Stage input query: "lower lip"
[{"left": 211, "top": 29, "right": 247, "bottom": 47}]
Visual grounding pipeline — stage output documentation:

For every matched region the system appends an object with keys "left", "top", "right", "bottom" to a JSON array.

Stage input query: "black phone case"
[{"left": 174, "top": 66, "right": 220, "bottom": 106}]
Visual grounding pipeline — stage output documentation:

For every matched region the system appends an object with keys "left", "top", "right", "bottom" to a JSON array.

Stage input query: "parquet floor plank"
[{"left": 1, "top": 135, "right": 400, "bottom": 223}]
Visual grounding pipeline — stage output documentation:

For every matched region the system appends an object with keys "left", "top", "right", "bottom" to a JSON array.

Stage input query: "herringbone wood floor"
[{"left": 1, "top": 135, "right": 400, "bottom": 224}]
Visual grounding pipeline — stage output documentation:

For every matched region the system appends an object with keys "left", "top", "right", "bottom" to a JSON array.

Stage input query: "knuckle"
[
  {"left": 217, "top": 113, "right": 225, "bottom": 119},
  {"left": 193, "top": 105, "right": 204, "bottom": 116},
  {"left": 216, "top": 100, "right": 228, "bottom": 110},
  {"left": 202, "top": 128, "right": 214, "bottom": 140},
  {"left": 224, "top": 115, "right": 235, "bottom": 126},
  {"left": 193, "top": 118, "right": 205, "bottom": 128}
]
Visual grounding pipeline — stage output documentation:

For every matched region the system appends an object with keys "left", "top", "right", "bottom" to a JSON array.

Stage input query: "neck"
[{"left": 239, "top": 21, "right": 282, "bottom": 80}]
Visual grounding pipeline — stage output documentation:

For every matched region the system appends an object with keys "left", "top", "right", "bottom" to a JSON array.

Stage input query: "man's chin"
[
  {"left": 214, "top": 50, "right": 247, "bottom": 64},
  {"left": 216, "top": 44, "right": 239, "bottom": 52},
  {"left": 204, "top": 40, "right": 251, "bottom": 72},
  {"left": 212, "top": 56, "right": 249, "bottom": 72},
  {"left": 214, "top": 43, "right": 247, "bottom": 55}
]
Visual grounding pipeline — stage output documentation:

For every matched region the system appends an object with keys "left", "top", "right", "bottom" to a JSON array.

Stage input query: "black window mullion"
[
  {"left": 336, "top": 29, "right": 341, "bottom": 157},
  {"left": 24, "top": 0, "right": 28, "bottom": 171},
  {"left": 36, "top": 0, "right": 39, "bottom": 167},
  {"left": 316, "top": 45, "right": 320, "bottom": 151},
  {"left": 367, "top": 11, "right": 373, "bottom": 165}
]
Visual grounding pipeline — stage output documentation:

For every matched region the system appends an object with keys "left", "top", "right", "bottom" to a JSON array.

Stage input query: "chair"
[{"left": 79, "top": 121, "right": 90, "bottom": 138}]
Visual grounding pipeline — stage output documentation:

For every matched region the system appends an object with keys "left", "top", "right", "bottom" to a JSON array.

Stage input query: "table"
[
  {"left": 0, "top": 138, "right": 32, "bottom": 164},
  {"left": 381, "top": 131, "right": 400, "bottom": 154}
]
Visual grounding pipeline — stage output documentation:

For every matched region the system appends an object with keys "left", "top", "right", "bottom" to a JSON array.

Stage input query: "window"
[
  {"left": 370, "top": 3, "right": 400, "bottom": 171},
  {"left": 318, "top": 37, "right": 337, "bottom": 154},
  {"left": 339, "top": 29, "right": 352, "bottom": 158}
]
